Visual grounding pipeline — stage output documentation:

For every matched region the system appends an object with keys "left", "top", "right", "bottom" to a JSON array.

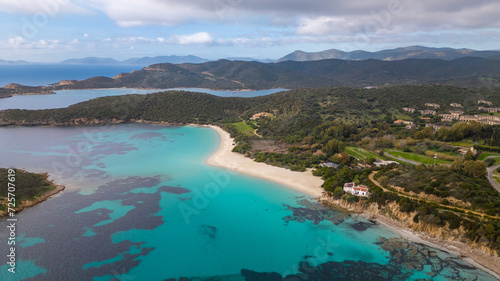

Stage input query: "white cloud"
[
  {"left": 111, "top": 33, "right": 213, "bottom": 45},
  {"left": 0, "top": 0, "right": 87, "bottom": 15},
  {"left": 297, "top": 16, "right": 356, "bottom": 36},
  {"left": 173, "top": 32, "right": 213, "bottom": 45},
  {"left": 1, "top": 37, "right": 62, "bottom": 49},
  {"left": 87, "top": 0, "right": 217, "bottom": 27},
  {"left": 83, "top": 33, "right": 89, "bottom": 38},
  {"left": 295, "top": 0, "right": 500, "bottom": 36}
]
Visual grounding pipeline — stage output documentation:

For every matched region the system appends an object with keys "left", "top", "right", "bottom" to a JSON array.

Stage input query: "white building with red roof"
[{"left": 343, "top": 182, "right": 369, "bottom": 197}]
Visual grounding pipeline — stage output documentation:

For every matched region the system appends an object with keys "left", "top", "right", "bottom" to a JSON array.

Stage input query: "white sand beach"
[{"left": 206, "top": 125, "right": 324, "bottom": 198}]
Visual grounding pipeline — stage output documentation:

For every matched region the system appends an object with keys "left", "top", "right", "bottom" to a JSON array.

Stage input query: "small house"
[
  {"left": 319, "top": 162, "right": 340, "bottom": 169},
  {"left": 250, "top": 112, "right": 273, "bottom": 120},
  {"left": 406, "top": 124, "right": 417, "bottom": 130},
  {"left": 343, "top": 182, "right": 369, "bottom": 197}
]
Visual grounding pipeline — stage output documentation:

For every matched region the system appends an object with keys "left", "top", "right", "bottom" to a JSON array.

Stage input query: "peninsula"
[{"left": 0, "top": 168, "right": 65, "bottom": 217}]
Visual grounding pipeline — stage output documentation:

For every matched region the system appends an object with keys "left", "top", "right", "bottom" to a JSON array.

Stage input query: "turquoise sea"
[{"left": 0, "top": 124, "right": 497, "bottom": 281}]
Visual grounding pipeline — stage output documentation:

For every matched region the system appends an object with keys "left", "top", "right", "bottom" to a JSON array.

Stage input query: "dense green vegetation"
[{"left": 0, "top": 168, "right": 56, "bottom": 211}]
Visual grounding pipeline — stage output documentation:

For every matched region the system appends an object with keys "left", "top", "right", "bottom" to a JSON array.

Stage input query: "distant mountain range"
[
  {"left": 2, "top": 46, "right": 500, "bottom": 65},
  {"left": 0, "top": 59, "right": 32, "bottom": 65},
  {"left": 276, "top": 46, "right": 500, "bottom": 62},
  {"left": 0, "top": 55, "right": 273, "bottom": 65},
  {"left": 60, "top": 55, "right": 210, "bottom": 65}
]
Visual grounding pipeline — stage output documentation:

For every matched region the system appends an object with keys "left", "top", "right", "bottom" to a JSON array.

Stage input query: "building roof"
[{"left": 320, "top": 162, "right": 340, "bottom": 168}]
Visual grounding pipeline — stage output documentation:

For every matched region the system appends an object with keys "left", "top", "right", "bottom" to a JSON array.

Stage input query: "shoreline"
[
  {"left": 373, "top": 214, "right": 500, "bottom": 279},
  {"left": 0, "top": 184, "right": 65, "bottom": 218},
  {"left": 206, "top": 125, "right": 500, "bottom": 279},
  {"left": 205, "top": 125, "right": 324, "bottom": 198}
]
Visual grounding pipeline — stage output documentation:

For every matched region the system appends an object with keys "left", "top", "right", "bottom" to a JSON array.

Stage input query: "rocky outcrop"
[{"left": 321, "top": 195, "right": 500, "bottom": 277}]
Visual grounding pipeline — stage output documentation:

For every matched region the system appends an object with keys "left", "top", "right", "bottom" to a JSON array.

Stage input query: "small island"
[{"left": 0, "top": 168, "right": 64, "bottom": 217}]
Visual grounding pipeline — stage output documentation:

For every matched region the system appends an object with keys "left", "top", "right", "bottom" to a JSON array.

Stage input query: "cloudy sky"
[{"left": 1, "top": 0, "right": 499, "bottom": 62}]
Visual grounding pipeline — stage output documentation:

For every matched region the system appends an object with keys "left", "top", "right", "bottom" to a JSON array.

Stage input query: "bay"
[
  {"left": 0, "top": 124, "right": 496, "bottom": 281},
  {"left": 0, "top": 88, "right": 287, "bottom": 111},
  {"left": 0, "top": 64, "right": 141, "bottom": 87}
]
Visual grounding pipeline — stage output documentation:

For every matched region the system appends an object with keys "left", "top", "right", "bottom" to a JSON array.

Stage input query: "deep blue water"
[
  {"left": 0, "top": 124, "right": 497, "bottom": 281},
  {"left": 0, "top": 64, "right": 141, "bottom": 87}
]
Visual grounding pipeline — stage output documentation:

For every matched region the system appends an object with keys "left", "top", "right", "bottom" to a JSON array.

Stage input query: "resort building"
[
  {"left": 453, "top": 114, "right": 500, "bottom": 125},
  {"left": 439, "top": 111, "right": 463, "bottom": 122},
  {"left": 459, "top": 115, "right": 477, "bottom": 122},
  {"left": 419, "top": 110, "right": 436, "bottom": 116},
  {"left": 449, "top": 111, "right": 464, "bottom": 116},
  {"left": 438, "top": 114, "right": 455, "bottom": 122},
  {"left": 425, "top": 103, "right": 440, "bottom": 109},
  {"left": 474, "top": 115, "right": 500, "bottom": 125},
  {"left": 402, "top": 107, "right": 415, "bottom": 113},
  {"left": 394, "top": 120, "right": 413, "bottom": 125},
  {"left": 476, "top": 115, "right": 500, "bottom": 121},
  {"left": 478, "top": 107, "right": 500, "bottom": 113},
  {"left": 450, "top": 103, "right": 462, "bottom": 108},
  {"left": 478, "top": 100, "right": 493, "bottom": 105},
  {"left": 343, "top": 182, "right": 369, "bottom": 197}
]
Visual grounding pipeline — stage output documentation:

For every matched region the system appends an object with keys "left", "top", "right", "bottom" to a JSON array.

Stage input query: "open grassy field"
[
  {"left": 452, "top": 141, "right": 475, "bottom": 147},
  {"left": 479, "top": 152, "right": 500, "bottom": 161},
  {"left": 231, "top": 121, "right": 256, "bottom": 137},
  {"left": 346, "top": 146, "right": 382, "bottom": 160},
  {"left": 387, "top": 150, "right": 453, "bottom": 165}
]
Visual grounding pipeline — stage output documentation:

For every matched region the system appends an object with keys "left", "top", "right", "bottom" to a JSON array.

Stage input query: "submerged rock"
[
  {"left": 283, "top": 199, "right": 346, "bottom": 225},
  {"left": 199, "top": 225, "right": 218, "bottom": 239},
  {"left": 241, "top": 269, "right": 282, "bottom": 281}
]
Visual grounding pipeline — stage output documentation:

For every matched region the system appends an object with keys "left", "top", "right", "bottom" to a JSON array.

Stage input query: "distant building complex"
[
  {"left": 478, "top": 100, "right": 493, "bottom": 105},
  {"left": 425, "top": 103, "right": 440, "bottom": 109},
  {"left": 419, "top": 110, "right": 436, "bottom": 116}
]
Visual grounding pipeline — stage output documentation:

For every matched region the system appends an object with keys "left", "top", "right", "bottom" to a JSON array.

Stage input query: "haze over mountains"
[
  {"left": 276, "top": 46, "right": 500, "bottom": 62},
  {"left": 60, "top": 55, "right": 210, "bottom": 65},
  {"left": 1, "top": 46, "right": 499, "bottom": 65}
]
